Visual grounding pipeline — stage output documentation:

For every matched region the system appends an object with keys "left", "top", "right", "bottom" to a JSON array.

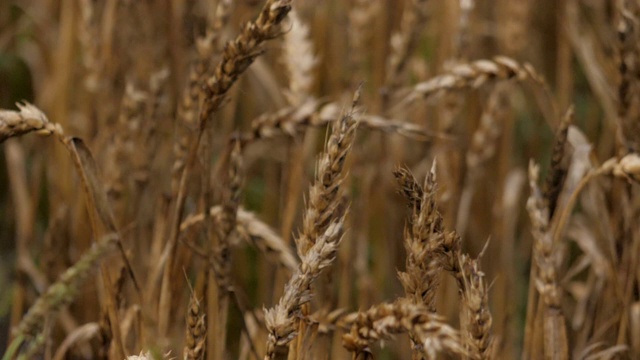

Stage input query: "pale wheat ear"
[
  {"left": 0, "top": 102, "right": 63, "bottom": 143},
  {"left": 392, "top": 56, "right": 550, "bottom": 116},
  {"left": 264, "top": 87, "right": 360, "bottom": 359},
  {"left": 385, "top": 0, "right": 429, "bottom": 90},
  {"left": 245, "top": 99, "right": 446, "bottom": 143},
  {"left": 282, "top": 9, "right": 318, "bottom": 106}
]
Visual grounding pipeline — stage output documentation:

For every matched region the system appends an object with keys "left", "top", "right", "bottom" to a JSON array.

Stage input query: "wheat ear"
[
  {"left": 392, "top": 56, "right": 546, "bottom": 114},
  {"left": 5, "top": 234, "right": 118, "bottom": 359},
  {"left": 183, "top": 294, "right": 206, "bottom": 360},
  {"left": 527, "top": 162, "right": 569, "bottom": 360},
  {"left": 0, "top": 102, "right": 64, "bottom": 143},
  {"left": 395, "top": 163, "right": 444, "bottom": 313},
  {"left": 341, "top": 299, "right": 466, "bottom": 360},
  {"left": 159, "top": 0, "right": 293, "bottom": 336},
  {"left": 263, "top": 88, "right": 361, "bottom": 359},
  {"left": 181, "top": 206, "right": 299, "bottom": 272}
]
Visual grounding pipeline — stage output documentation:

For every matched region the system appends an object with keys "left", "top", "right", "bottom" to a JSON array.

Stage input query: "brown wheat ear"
[
  {"left": 184, "top": 294, "right": 206, "bottom": 360},
  {"left": 396, "top": 162, "right": 445, "bottom": 313}
]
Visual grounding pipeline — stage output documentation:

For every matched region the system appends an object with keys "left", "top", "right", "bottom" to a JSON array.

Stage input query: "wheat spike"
[
  {"left": 341, "top": 299, "right": 466, "bottom": 360},
  {"left": 0, "top": 102, "right": 63, "bottom": 143},
  {"left": 263, "top": 88, "right": 360, "bottom": 359}
]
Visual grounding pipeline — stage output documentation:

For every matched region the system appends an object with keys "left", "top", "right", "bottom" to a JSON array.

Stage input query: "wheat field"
[{"left": 0, "top": 0, "right": 639, "bottom": 359}]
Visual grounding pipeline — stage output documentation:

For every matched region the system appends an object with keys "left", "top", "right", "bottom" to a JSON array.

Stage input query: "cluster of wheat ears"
[{"left": 1, "top": 0, "right": 640, "bottom": 359}]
